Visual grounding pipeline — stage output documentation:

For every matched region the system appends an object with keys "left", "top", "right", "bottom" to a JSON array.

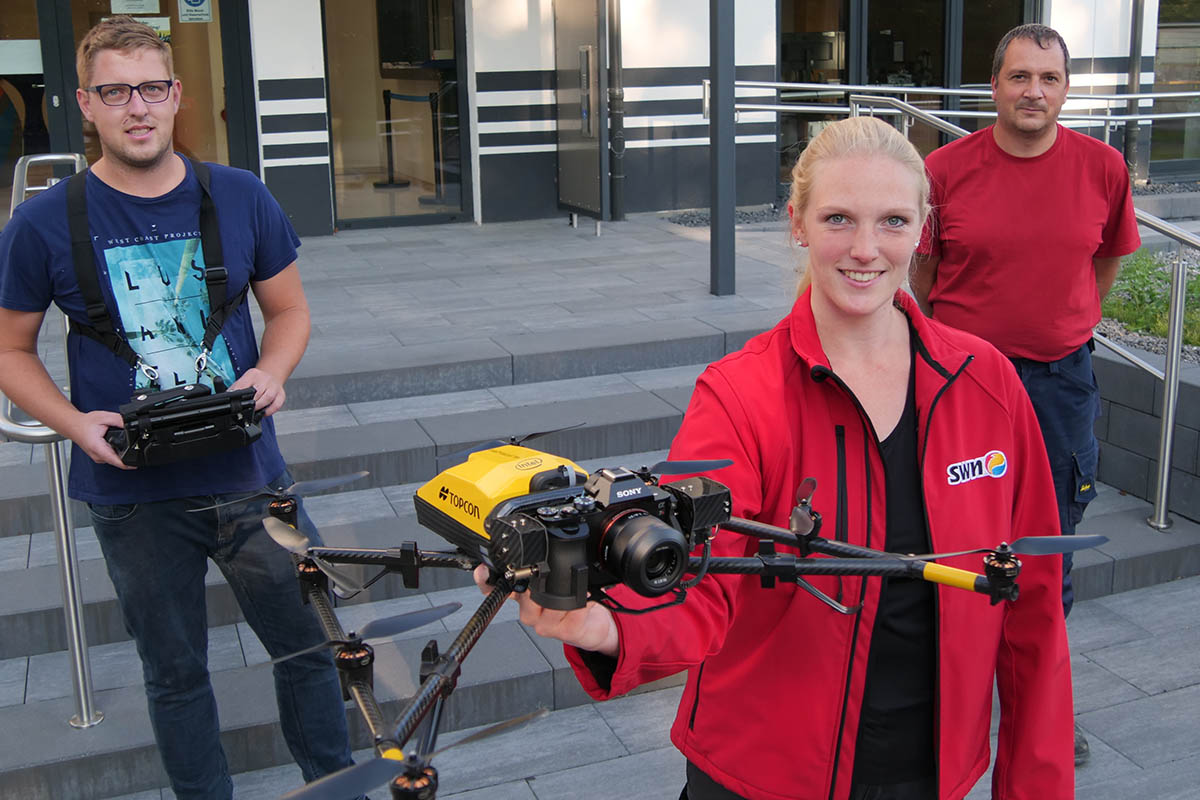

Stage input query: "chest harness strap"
[{"left": 65, "top": 158, "right": 249, "bottom": 389}]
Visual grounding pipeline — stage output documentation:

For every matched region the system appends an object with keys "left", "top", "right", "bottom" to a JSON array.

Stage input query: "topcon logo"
[
  {"left": 438, "top": 486, "right": 480, "bottom": 518},
  {"left": 946, "top": 450, "right": 1008, "bottom": 486}
]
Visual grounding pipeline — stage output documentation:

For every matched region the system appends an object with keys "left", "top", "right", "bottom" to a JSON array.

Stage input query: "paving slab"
[
  {"left": 1077, "top": 682, "right": 1200, "bottom": 768},
  {"left": 0, "top": 655, "right": 27, "bottom": 708}
]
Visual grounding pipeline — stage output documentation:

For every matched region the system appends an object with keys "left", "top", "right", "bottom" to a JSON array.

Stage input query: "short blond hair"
[
  {"left": 788, "top": 116, "right": 930, "bottom": 293},
  {"left": 76, "top": 15, "right": 173, "bottom": 87}
]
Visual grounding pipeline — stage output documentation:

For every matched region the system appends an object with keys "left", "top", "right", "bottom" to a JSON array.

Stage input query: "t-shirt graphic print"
[{"left": 104, "top": 234, "right": 235, "bottom": 391}]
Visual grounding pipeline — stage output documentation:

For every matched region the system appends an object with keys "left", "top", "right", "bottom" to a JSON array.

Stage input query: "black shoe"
[{"left": 1074, "top": 721, "right": 1091, "bottom": 766}]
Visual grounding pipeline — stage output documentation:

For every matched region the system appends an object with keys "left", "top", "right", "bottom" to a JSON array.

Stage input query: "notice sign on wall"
[
  {"left": 178, "top": 0, "right": 213, "bottom": 23},
  {"left": 111, "top": 1, "right": 159, "bottom": 12}
]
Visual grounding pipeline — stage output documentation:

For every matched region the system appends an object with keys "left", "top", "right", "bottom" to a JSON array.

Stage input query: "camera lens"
[{"left": 598, "top": 511, "right": 688, "bottom": 597}]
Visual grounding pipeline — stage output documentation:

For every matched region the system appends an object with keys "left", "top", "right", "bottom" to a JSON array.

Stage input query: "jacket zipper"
[
  {"left": 811, "top": 367, "right": 879, "bottom": 800},
  {"left": 688, "top": 662, "right": 706, "bottom": 730}
]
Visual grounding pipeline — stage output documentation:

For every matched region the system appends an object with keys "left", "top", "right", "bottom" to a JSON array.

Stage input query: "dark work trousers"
[
  {"left": 1009, "top": 341, "right": 1101, "bottom": 619},
  {"left": 680, "top": 762, "right": 937, "bottom": 800}
]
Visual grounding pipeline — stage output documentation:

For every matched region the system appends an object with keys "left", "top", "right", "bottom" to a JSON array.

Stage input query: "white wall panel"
[
  {"left": 621, "top": 0, "right": 776, "bottom": 68},
  {"left": 249, "top": 0, "right": 325, "bottom": 80},
  {"left": 472, "top": 0, "right": 555, "bottom": 73},
  {"left": 1051, "top": 0, "right": 1160, "bottom": 62}
]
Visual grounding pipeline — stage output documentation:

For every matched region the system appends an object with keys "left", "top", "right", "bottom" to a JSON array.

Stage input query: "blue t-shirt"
[{"left": 0, "top": 157, "right": 300, "bottom": 504}]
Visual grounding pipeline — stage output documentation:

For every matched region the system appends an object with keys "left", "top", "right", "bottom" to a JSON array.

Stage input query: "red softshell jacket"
[{"left": 566, "top": 290, "right": 1074, "bottom": 800}]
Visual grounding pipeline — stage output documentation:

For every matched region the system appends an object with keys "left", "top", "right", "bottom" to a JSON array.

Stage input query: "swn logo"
[
  {"left": 438, "top": 486, "right": 480, "bottom": 518},
  {"left": 946, "top": 450, "right": 1008, "bottom": 486}
]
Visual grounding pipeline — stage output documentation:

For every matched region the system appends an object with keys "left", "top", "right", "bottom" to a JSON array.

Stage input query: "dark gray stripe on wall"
[
  {"left": 623, "top": 65, "right": 775, "bottom": 86},
  {"left": 263, "top": 163, "right": 333, "bottom": 236},
  {"left": 476, "top": 70, "right": 555, "bottom": 92},
  {"left": 1070, "top": 56, "right": 1156, "bottom": 75},
  {"left": 478, "top": 104, "right": 557, "bottom": 123},
  {"left": 479, "top": 130, "right": 558, "bottom": 148},
  {"left": 624, "top": 122, "right": 776, "bottom": 140},
  {"left": 623, "top": 141, "right": 776, "bottom": 213},
  {"left": 480, "top": 151, "right": 559, "bottom": 222},
  {"left": 262, "top": 142, "right": 330, "bottom": 159},
  {"left": 475, "top": 64, "right": 775, "bottom": 94},
  {"left": 261, "top": 113, "right": 328, "bottom": 133},
  {"left": 259, "top": 77, "right": 326, "bottom": 101}
]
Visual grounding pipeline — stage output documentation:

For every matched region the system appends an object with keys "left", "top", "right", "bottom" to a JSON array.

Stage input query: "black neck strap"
[{"left": 65, "top": 157, "right": 248, "bottom": 388}]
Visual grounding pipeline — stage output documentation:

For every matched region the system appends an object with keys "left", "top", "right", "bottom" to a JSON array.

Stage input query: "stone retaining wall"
[{"left": 1094, "top": 346, "right": 1200, "bottom": 522}]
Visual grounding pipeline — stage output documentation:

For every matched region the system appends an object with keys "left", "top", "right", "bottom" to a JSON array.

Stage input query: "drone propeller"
[
  {"left": 268, "top": 602, "right": 462, "bottom": 666},
  {"left": 279, "top": 707, "right": 550, "bottom": 800},
  {"left": 647, "top": 458, "right": 734, "bottom": 476},
  {"left": 903, "top": 534, "right": 1109, "bottom": 562},
  {"left": 261, "top": 517, "right": 365, "bottom": 593},
  {"left": 439, "top": 423, "right": 586, "bottom": 464},
  {"left": 188, "top": 471, "right": 370, "bottom": 513}
]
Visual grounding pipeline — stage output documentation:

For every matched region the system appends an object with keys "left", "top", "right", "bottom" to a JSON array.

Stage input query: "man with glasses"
[{"left": 0, "top": 16, "right": 356, "bottom": 799}]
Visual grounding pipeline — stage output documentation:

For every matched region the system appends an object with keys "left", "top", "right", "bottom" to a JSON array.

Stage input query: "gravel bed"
[
  {"left": 1132, "top": 181, "right": 1200, "bottom": 196},
  {"left": 1095, "top": 318, "right": 1200, "bottom": 364},
  {"left": 667, "top": 205, "right": 784, "bottom": 227}
]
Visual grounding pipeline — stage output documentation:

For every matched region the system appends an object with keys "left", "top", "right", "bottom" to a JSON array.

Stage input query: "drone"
[{"left": 263, "top": 443, "right": 1106, "bottom": 799}]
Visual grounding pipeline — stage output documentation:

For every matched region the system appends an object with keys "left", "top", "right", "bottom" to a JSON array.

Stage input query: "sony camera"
[
  {"left": 104, "top": 384, "right": 263, "bottom": 467},
  {"left": 413, "top": 447, "right": 731, "bottom": 610}
]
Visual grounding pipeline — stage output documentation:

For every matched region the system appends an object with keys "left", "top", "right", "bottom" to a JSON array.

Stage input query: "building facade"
[{"left": 2, "top": 0, "right": 1197, "bottom": 234}]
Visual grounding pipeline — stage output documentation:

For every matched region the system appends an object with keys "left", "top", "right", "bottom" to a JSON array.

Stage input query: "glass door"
[
  {"left": 1151, "top": 0, "right": 1200, "bottom": 178},
  {"left": 1, "top": 0, "right": 49, "bottom": 226},
  {"left": 324, "top": 0, "right": 464, "bottom": 226},
  {"left": 866, "top": 0, "right": 944, "bottom": 155},
  {"left": 778, "top": 0, "right": 848, "bottom": 186}
]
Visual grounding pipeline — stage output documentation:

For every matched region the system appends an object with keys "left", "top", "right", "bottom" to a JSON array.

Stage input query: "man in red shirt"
[{"left": 914, "top": 23, "right": 1142, "bottom": 766}]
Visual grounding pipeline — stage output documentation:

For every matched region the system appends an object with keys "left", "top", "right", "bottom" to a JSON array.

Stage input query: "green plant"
[{"left": 1103, "top": 249, "right": 1200, "bottom": 346}]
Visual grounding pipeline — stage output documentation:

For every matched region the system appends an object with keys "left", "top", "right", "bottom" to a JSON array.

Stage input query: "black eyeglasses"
[{"left": 88, "top": 80, "right": 173, "bottom": 107}]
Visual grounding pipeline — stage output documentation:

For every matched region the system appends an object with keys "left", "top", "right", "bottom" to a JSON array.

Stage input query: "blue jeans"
[
  {"left": 1010, "top": 342, "right": 1100, "bottom": 619},
  {"left": 89, "top": 471, "right": 354, "bottom": 799}
]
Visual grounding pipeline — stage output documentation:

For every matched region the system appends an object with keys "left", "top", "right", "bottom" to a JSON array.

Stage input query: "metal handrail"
[
  {"left": 1, "top": 152, "right": 104, "bottom": 728},
  {"left": 746, "top": 79, "right": 1200, "bottom": 103},
  {"left": 847, "top": 94, "right": 969, "bottom": 138},
  {"left": 708, "top": 80, "right": 1200, "bottom": 149}
]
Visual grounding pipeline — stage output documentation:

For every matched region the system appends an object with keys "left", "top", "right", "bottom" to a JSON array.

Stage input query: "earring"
[{"left": 796, "top": 239, "right": 807, "bottom": 247}]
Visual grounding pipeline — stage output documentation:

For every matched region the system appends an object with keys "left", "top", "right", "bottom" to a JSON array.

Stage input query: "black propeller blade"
[
  {"left": 279, "top": 754, "right": 404, "bottom": 800},
  {"left": 261, "top": 517, "right": 365, "bottom": 593},
  {"left": 188, "top": 471, "right": 369, "bottom": 512},
  {"left": 268, "top": 602, "right": 461, "bottom": 666},
  {"left": 902, "top": 534, "right": 1109, "bottom": 562},
  {"left": 278, "top": 707, "right": 550, "bottom": 800},
  {"left": 648, "top": 458, "right": 734, "bottom": 476}
]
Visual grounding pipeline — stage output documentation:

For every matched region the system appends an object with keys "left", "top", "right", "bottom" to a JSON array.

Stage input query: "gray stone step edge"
[{"left": 284, "top": 312, "right": 778, "bottom": 410}]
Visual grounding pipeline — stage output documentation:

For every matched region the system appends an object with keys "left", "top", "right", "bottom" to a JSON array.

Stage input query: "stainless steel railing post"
[
  {"left": 46, "top": 438, "right": 104, "bottom": 727},
  {"left": 1147, "top": 241, "right": 1190, "bottom": 530},
  {"left": 2, "top": 152, "right": 102, "bottom": 727}
]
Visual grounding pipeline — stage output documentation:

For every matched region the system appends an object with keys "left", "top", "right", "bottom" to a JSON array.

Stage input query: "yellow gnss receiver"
[{"left": 413, "top": 445, "right": 588, "bottom": 554}]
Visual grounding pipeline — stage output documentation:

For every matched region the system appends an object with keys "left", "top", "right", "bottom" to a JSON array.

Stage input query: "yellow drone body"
[{"left": 414, "top": 445, "right": 588, "bottom": 553}]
